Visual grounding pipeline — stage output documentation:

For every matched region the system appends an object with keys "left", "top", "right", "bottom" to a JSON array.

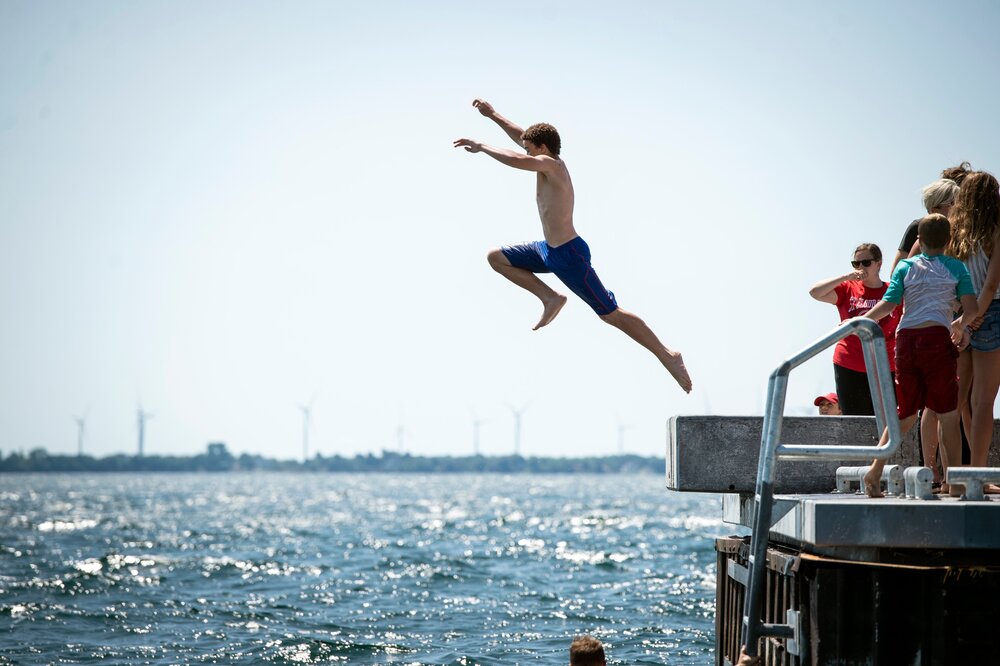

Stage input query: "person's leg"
[
  {"left": 487, "top": 248, "right": 567, "bottom": 330},
  {"left": 937, "top": 409, "right": 963, "bottom": 496},
  {"left": 922, "top": 327, "right": 963, "bottom": 494},
  {"left": 863, "top": 413, "right": 918, "bottom": 498},
  {"left": 969, "top": 348, "right": 1000, "bottom": 466},
  {"left": 599, "top": 307, "right": 692, "bottom": 393},
  {"left": 866, "top": 329, "right": 917, "bottom": 498},
  {"left": 955, "top": 349, "right": 974, "bottom": 462},
  {"left": 834, "top": 365, "right": 876, "bottom": 416},
  {"left": 937, "top": 409, "right": 961, "bottom": 467},
  {"left": 919, "top": 409, "right": 942, "bottom": 483},
  {"left": 542, "top": 237, "right": 692, "bottom": 392}
]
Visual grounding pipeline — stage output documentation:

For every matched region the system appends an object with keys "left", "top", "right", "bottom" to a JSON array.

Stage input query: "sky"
[{"left": 3, "top": 1, "right": 1000, "bottom": 461}]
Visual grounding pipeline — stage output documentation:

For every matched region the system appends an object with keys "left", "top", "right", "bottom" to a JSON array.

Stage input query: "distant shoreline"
[{"left": 0, "top": 445, "right": 663, "bottom": 474}]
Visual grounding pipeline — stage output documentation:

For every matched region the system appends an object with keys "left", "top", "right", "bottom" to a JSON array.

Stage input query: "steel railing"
[{"left": 742, "top": 317, "right": 902, "bottom": 658}]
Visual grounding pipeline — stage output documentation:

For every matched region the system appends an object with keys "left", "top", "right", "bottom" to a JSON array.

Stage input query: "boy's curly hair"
[
  {"left": 522, "top": 123, "right": 561, "bottom": 156},
  {"left": 948, "top": 171, "right": 1000, "bottom": 260},
  {"left": 569, "top": 635, "right": 605, "bottom": 666}
]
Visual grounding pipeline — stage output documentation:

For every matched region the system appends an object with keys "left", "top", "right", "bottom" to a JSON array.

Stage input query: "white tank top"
[{"left": 964, "top": 244, "right": 1000, "bottom": 300}]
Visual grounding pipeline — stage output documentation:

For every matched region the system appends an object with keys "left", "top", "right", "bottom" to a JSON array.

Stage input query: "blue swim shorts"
[
  {"left": 501, "top": 236, "right": 619, "bottom": 315},
  {"left": 971, "top": 299, "right": 1000, "bottom": 352}
]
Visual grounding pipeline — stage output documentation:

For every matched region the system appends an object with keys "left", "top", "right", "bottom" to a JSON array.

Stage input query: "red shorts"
[{"left": 894, "top": 326, "right": 959, "bottom": 419}]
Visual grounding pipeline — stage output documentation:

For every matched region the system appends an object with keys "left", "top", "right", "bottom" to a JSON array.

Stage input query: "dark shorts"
[
  {"left": 894, "top": 326, "right": 959, "bottom": 419},
  {"left": 970, "top": 299, "right": 1000, "bottom": 352},
  {"left": 834, "top": 364, "right": 895, "bottom": 416},
  {"left": 501, "top": 236, "right": 619, "bottom": 315}
]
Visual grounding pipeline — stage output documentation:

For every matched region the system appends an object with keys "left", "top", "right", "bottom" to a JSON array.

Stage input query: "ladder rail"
[{"left": 742, "top": 317, "right": 902, "bottom": 658}]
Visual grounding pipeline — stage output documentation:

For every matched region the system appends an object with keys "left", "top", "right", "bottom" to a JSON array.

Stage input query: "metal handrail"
[{"left": 742, "top": 317, "right": 902, "bottom": 658}]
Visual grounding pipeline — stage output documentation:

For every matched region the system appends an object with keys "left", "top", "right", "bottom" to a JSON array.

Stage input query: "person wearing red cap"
[{"left": 814, "top": 393, "right": 841, "bottom": 415}]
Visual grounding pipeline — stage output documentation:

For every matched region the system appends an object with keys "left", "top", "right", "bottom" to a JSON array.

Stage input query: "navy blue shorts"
[{"left": 501, "top": 236, "right": 619, "bottom": 315}]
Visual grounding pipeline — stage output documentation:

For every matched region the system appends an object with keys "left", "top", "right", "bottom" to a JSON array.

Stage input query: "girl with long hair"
[{"left": 948, "top": 171, "right": 1000, "bottom": 471}]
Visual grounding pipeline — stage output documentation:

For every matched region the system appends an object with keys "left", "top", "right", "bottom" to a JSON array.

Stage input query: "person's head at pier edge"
[
  {"left": 921, "top": 178, "right": 959, "bottom": 216},
  {"left": 522, "top": 123, "right": 561, "bottom": 157},
  {"left": 814, "top": 392, "right": 841, "bottom": 415},
  {"left": 947, "top": 171, "right": 1000, "bottom": 261},
  {"left": 917, "top": 214, "right": 951, "bottom": 255},
  {"left": 941, "top": 161, "right": 973, "bottom": 186},
  {"left": 569, "top": 635, "right": 606, "bottom": 666}
]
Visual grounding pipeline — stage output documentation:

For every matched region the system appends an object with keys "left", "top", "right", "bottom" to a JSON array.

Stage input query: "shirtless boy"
[{"left": 453, "top": 99, "right": 692, "bottom": 393}]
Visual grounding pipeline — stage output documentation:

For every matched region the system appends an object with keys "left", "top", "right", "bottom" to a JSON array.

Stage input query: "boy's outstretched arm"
[
  {"left": 472, "top": 99, "right": 525, "bottom": 147},
  {"left": 452, "top": 138, "right": 557, "bottom": 172},
  {"left": 865, "top": 299, "right": 898, "bottom": 323}
]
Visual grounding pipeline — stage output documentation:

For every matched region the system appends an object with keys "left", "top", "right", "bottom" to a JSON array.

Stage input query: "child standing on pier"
[{"left": 862, "top": 214, "right": 979, "bottom": 497}]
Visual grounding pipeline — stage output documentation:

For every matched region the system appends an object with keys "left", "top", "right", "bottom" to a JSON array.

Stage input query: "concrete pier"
[{"left": 668, "top": 415, "right": 1000, "bottom": 665}]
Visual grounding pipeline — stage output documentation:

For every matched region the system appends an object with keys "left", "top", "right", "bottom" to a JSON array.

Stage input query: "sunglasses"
[{"left": 851, "top": 259, "right": 875, "bottom": 268}]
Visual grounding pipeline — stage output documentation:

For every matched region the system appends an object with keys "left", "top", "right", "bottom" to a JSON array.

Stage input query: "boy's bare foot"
[
  {"left": 663, "top": 352, "right": 693, "bottom": 393},
  {"left": 532, "top": 294, "right": 567, "bottom": 330},
  {"left": 863, "top": 468, "right": 884, "bottom": 498}
]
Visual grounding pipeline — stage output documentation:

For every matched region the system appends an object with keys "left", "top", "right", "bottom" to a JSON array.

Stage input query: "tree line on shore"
[{"left": 0, "top": 445, "right": 662, "bottom": 474}]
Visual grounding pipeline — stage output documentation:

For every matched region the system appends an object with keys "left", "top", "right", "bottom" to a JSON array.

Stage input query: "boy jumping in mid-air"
[
  {"left": 862, "top": 214, "right": 978, "bottom": 497},
  {"left": 453, "top": 99, "right": 692, "bottom": 393}
]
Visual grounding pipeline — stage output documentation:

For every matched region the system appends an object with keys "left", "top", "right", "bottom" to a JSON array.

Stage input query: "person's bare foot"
[
  {"left": 532, "top": 294, "right": 567, "bottom": 330},
  {"left": 663, "top": 351, "right": 692, "bottom": 393},
  {"left": 863, "top": 468, "right": 884, "bottom": 498},
  {"left": 948, "top": 483, "right": 965, "bottom": 498},
  {"left": 985, "top": 483, "right": 1000, "bottom": 494}
]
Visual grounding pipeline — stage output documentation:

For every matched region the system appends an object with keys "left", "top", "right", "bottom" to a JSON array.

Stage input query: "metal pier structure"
[{"left": 667, "top": 318, "right": 1000, "bottom": 665}]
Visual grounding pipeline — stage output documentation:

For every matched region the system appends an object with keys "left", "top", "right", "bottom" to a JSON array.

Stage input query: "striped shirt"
[
  {"left": 885, "top": 253, "right": 974, "bottom": 331},
  {"left": 963, "top": 245, "right": 1000, "bottom": 301}
]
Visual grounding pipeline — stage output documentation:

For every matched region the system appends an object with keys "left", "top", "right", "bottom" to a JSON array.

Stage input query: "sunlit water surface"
[{"left": 0, "top": 473, "right": 731, "bottom": 664}]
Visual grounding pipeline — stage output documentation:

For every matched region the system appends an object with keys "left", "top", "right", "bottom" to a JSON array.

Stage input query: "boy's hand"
[
  {"left": 472, "top": 99, "right": 495, "bottom": 117},
  {"left": 453, "top": 138, "right": 482, "bottom": 153},
  {"left": 951, "top": 320, "right": 970, "bottom": 349},
  {"left": 958, "top": 328, "right": 971, "bottom": 351}
]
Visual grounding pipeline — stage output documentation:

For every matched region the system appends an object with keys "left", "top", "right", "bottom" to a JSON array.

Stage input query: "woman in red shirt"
[{"left": 809, "top": 243, "right": 901, "bottom": 415}]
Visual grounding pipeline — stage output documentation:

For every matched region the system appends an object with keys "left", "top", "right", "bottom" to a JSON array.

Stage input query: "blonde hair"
[{"left": 922, "top": 179, "right": 959, "bottom": 213}]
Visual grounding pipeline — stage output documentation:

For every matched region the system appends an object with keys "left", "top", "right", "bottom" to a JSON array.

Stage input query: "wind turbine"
[
  {"left": 506, "top": 402, "right": 531, "bottom": 456},
  {"left": 74, "top": 407, "right": 89, "bottom": 456},
  {"left": 615, "top": 415, "right": 632, "bottom": 455},
  {"left": 469, "top": 407, "right": 488, "bottom": 455},
  {"left": 136, "top": 404, "right": 154, "bottom": 457},
  {"left": 298, "top": 393, "right": 318, "bottom": 462},
  {"left": 394, "top": 408, "right": 411, "bottom": 453}
]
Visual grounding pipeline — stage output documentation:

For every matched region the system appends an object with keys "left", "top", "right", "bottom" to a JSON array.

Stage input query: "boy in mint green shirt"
[{"left": 862, "top": 214, "right": 978, "bottom": 497}]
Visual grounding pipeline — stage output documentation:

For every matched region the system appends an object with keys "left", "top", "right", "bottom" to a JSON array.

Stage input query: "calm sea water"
[{"left": 0, "top": 473, "right": 732, "bottom": 665}]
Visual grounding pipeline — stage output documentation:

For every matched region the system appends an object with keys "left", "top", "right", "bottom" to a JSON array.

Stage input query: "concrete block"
[{"left": 667, "top": 415, "right": 920, "bottom": 494}]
